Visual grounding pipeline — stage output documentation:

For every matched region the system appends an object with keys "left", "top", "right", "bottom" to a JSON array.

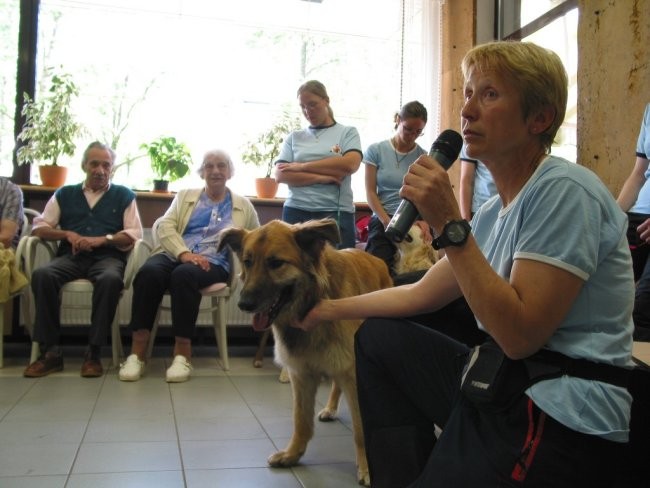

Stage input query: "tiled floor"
[{"left": 0, "top": 349, "right": 362, "bottom": 488}]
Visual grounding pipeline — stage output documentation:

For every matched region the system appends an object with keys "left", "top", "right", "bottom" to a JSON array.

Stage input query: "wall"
[
  {"left": 577, "top": 0, "right": 650, "bottom": 195},
  {"left": 441, "top": 1, "right": 650, "bottom": 198},
  {"left": 440, "top": 0, "right": 475, "bottom": 201}
]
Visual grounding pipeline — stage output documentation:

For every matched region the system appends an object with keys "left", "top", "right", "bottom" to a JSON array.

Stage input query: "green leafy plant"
[
  {"left": 241, "top": 113, "right": 301, "bottom": 178},
  {"left": 16, "top": 70, "right": 84, "bottom": 166},
  {"left": 140, "top": 135, "right": 192, "bottom": 182}
]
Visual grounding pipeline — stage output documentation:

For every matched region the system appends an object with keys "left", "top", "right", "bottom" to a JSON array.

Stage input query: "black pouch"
[{"left": 460, "top": 339, "right": 529, "bottom": 412}]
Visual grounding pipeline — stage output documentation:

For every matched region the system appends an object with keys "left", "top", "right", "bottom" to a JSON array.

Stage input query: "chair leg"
[
  {"left": 147, "top": 307, "right": 163, "bottom": 360},
  {"left": 111, "top": 312, "right": 123, "bottom": 367},
  {"left": 30, "top": 341, "right": 40, "bottom": 363},
  {"left": 214, "top": 296, "right": 229, "bottom": 371}
]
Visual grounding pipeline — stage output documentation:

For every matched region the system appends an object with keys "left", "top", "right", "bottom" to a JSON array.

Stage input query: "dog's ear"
[
  {"left": 294, "top": 219, "right": 340, "bottom": 257},
  {"left": 217, "top": 227, "right": 247, "bottom": 256}
]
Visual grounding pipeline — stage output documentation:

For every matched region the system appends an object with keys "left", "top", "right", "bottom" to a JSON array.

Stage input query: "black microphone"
[{"left": 384, "top": 129, "right": 463, "bottom": 243}]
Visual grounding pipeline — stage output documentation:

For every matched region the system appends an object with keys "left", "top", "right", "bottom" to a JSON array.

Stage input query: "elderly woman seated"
[{"left": 119, "top": 149, "right": 260, "bottom": 383}]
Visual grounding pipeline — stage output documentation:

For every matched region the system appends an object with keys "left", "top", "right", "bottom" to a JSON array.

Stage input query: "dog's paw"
[
  {"left": 357, "top": 467, "right": 370, "bottom": 486},
  {"left": 317, "top": 406, "right": 338, "bottom": 422},
  {"left": 268, "top": 449, "right": 302, "bottom": 467},
  {"left": 253, "top": 359, "right": 263, "bottom": 368},
  {"left": 278, "top": 367, "right": 290, "bottom": 383}
]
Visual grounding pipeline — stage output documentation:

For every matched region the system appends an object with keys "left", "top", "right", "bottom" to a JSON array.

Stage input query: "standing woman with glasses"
[
  {"left": 274, "top": 80, "right": 363, "bottom": 249},
  {"left": 364, "top": 101, "right": 431, "bottom": 274},
  {"left": 118, "top": 149, "right": 260, "bottom": 383}
]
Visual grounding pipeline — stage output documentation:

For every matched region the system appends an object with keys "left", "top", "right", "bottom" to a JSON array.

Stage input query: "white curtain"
[{"left": 401, "top": 0, "right": 443, "bottom": 149}]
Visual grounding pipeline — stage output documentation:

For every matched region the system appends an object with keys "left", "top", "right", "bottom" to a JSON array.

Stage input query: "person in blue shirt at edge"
[
  {"left": 616, "top": 102, "right": 650, "bottom": 342},
  {"left": 291, "top": 41, "right": 634, "bottom": 487},
  {"left": 363, "top": 100, "right": 432, "bottom": 274},
  {"left": 24, "top": 141, "right": 143, "bottom": 378},
  {"left": 459, "top": 144, "right": 497, "bottom": 221},
  {"left": 274, "top": 80, "right": 362, "bottom": 249}
]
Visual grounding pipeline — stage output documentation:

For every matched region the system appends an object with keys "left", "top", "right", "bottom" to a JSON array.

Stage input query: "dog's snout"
[{"left": 238, "top": 295, "right": 256, "bottom": 312}]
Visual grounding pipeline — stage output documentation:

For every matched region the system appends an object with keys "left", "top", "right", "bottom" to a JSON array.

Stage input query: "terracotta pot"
[
  {"left": 152, "top": 179, "right": 170, "bottom": 193},
  {"left": 39, "top": 165, "right": 68, "bottom": 187},
  {"left": 255, "top": 177, "right": 278, "bottom": 199}
]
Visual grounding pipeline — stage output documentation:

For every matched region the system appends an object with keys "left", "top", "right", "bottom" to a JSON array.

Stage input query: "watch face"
[{"left": 447, "top": 222, "right": 467, "bottom": 243}]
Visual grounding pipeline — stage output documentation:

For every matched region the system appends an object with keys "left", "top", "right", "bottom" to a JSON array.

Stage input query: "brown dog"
[{"left": 218, "top": 219, "right": 392, "bottom": 486}]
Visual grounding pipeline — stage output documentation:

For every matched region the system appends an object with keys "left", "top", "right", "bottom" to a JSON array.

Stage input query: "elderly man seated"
[{"left": 23, "top": 141, "right": 142, "bottom": 378}]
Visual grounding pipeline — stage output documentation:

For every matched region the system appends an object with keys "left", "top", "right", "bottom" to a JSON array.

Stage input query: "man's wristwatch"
[
  {"left": 432, "top": 219, "right": 471, "bottom": 250},
  {"left": 105, "top": 234, "right": 114, "bottom": 245}
]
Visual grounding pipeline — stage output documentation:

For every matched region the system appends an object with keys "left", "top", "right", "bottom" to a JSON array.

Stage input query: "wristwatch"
[
  {"left": 105, "top": 234, "right": 114, "bottom": 245},
  {"left": 432, "top": 220, "right": 471, "bottom": 250}
]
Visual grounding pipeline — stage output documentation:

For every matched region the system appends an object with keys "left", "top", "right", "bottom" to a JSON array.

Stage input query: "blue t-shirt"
[
  {"left": 181, "top": 191, "right": 233, "bottom": 270},
  {"left": 629, "top": 103, "right": 650, "bottom": 214},
  {"left": 363, "top": 139, "right": 427, "bottom": 215},
  {"left": 276, "top": 123, "right": 362, "bottom": 213},
  {"left": 460, "top": 146, "right": 497, "bottom": 213},
  {"left": 472, "top": 155, "right": 634, "bottom": 442}
]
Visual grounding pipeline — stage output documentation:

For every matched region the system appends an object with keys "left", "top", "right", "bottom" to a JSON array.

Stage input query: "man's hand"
[{"left": 70, "top": 234, "right": 107, "bottom": 254}]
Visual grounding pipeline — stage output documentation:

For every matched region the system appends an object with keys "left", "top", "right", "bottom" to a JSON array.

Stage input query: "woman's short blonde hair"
[{"left": 461, "top": 41, "right": 568, "bottom": 152}]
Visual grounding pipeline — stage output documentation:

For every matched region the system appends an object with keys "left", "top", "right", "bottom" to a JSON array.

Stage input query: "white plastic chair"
[
  {"left": 144, "top": 218, "right": 234, "bottom": 370},
  {"left": 0, "top": 208, "right": 40, "bottom": 368},
  {"left": 21, "top": 234, "right": 147, "bottom": 367}
]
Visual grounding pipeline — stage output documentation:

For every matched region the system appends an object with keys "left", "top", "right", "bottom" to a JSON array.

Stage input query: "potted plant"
[
  {"left": 16, "top": 70, "right": 84, "bottom": 187},
  {"left": 241, "top": 113, "right": 301, "bottom": 198},
  {"left": 140, "top": 136, "right": 192, "bottom": 192}
]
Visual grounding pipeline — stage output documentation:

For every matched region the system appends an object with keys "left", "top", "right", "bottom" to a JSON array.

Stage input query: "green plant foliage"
[
  {"left": 140, "top": 135, "right": 192, "bottom": 182},
  {"left": 241, "top": 113, "right": 301, "bottom": 178},
  {"left": 16, "top": 70, "right": 83, "bottom": 166}
]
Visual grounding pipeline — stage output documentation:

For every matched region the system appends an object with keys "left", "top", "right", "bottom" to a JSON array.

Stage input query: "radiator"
[{"left": 22, "top": 228, "right": 254, "bottom": 330}]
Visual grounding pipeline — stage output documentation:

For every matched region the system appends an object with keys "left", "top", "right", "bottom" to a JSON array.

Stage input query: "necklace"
[
  {"left": 310, "top": 124, "right": 333, "bottom": 141},
  {"left": 392, "top": 137, "right": 415, "bottom": 168}
]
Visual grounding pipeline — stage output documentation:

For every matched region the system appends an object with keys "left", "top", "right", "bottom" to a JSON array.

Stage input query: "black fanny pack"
[{"left": 460, "top": 338, "right": 632, "bottom": 412}]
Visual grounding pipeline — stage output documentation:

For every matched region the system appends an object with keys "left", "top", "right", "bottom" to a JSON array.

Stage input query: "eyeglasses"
[{"left": 401, "top": 124, "right": 424, "bottom": 136}]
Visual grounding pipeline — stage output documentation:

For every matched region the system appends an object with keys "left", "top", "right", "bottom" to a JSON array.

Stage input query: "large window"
[
  {"left": 0, "top": 0, "right": 20, "bottom": 177},
  {"left": 7, "top": 0, "right": 438, "bottom": 200}
]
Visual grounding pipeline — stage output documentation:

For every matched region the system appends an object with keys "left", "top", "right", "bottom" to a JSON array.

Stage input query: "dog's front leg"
[
  {"left": 338, "top": 373, "right": 370, "bottom": 486},
  {"left": 267, "top": 370, "right": 318, "bottom": 467}
]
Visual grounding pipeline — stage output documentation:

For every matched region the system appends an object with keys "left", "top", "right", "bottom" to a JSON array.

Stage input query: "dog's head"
[
  {"left": 218, "top": 218, "right": 340, "bottom": 331},
  {"left": 394, "top": 224, "right": 437, "bottom": 273}
]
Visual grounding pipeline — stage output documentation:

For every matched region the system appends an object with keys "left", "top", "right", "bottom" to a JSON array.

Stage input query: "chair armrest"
[
  {"left": 22, "top": 236, "right": 58, "bottom": 279},
  {"left": 123, "top": 239, "right": 152, "bottom": 290}
]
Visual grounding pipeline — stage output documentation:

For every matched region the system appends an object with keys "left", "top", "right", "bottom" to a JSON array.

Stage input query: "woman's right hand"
[
  {"left": 291, "top": 300, "right": 329, "bottom": 331},
  {"left": 179, "top": 251, "right": 210, "bottom": 271},
  {"left": 637, "top": 218, "right": 650, "bottom": 244}
]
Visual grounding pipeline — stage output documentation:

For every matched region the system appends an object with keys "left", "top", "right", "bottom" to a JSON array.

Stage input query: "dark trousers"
[
  {"left": 31, "top": 253, "right": 125, "bottom": 350},
  {"left": 355, "top": 317, "right": 626, "bottom": 488},
  {"left": 626, "top": 212, "right": 650, "bottom": 340},
  {"left": 365, "top": 214, "right": 397, "bottom": 272},
  {"left": 281, "top": 206, "right": 356, "bottom": 249},
  {"left": 128, "top": 253, "right": 228, "bottom": 339}
]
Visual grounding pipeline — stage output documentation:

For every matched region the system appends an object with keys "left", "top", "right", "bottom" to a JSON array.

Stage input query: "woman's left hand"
[{"left": 276, "top": 162, "right": 301, "bottom": 172}]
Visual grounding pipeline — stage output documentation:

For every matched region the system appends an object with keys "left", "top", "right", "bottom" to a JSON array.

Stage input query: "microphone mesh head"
[{"left": 431, "top": 129, "right": 463, "bottom": 162}]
